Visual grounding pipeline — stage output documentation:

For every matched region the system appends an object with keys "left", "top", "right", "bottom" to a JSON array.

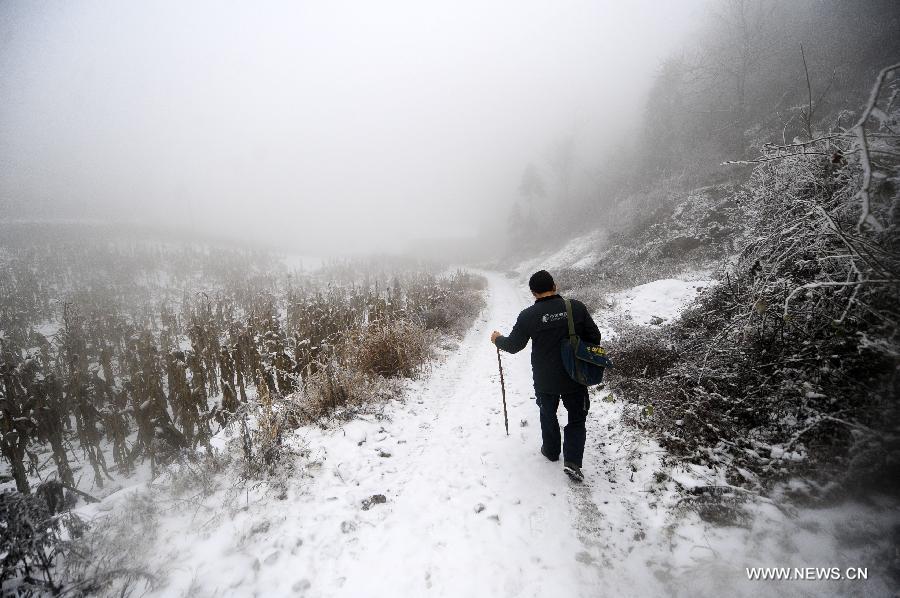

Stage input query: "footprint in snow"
[
  {"left": 292, "top": 579, "right": 312, "bottom": 593},
  {"left": 575, "top": 550, "right": 596, "bottom": 565}
]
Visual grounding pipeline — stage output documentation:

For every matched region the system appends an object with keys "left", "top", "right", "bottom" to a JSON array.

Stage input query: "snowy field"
[{"left": 67, "top": 271, "right": 898, "bottom": 597}]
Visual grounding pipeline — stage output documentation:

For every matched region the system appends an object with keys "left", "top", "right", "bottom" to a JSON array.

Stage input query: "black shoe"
[
  {"left": 540, "top": 445, "right": 559, "bottom": 462},
  {"left": 563, "top": 461, "right": 584, "bottom": 482}
]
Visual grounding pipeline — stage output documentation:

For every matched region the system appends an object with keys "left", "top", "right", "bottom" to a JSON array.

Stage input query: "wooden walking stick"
[{"left": 496, "top": 346, "right": 509, "bottom": 436}]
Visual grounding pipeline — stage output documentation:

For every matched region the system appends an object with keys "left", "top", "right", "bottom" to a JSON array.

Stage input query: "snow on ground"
[
  {"left": 606, "top": 277, "right": 715, "bottom": 327},
  {"left": 32, "top": 320, "right": 62, "bottom": 340},
  {"left": 66, "top": 271, "right": 898, "bottom": 598},
  {"left": 516, "top": 231, "right": 606, "bottom": 275}
]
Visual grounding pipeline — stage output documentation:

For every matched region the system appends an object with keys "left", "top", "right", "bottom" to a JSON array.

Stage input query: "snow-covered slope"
[
  {"left": 516, "top": 231, "right": 606, "bottom": 274},
  {"left": 607, "top": 276, "right": 714, "bottom": 326}
]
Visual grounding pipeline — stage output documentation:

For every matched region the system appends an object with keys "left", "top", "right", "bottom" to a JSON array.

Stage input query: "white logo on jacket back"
[{"left": 542, "top": 312, "right": 567, "bottom": 323}]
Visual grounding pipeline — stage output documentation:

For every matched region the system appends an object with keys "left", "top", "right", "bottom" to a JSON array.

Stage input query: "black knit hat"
[{"left": 528, "top": 270, "right": 555, "bottom": 293}]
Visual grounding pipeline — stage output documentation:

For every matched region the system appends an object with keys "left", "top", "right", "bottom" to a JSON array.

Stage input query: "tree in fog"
[
  {"left": 702, "top": 0, "right": 777, "bottom": 118},
  {"left": 507, "top": 164, "right": 547, "bottom": 250},
  {"left": 548, "top": 134, "right": 577, "bottom": 207},
  {"left": 641, "top": 57, "right": 692, "bottom": 173}
]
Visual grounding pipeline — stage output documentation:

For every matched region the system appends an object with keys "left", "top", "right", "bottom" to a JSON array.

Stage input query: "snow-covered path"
[
  {"left": 313, "top": 270, "right": 595, "bottom": 597},
  {"left": 286, "top": 271, "right": 665, "bottom": 598}
]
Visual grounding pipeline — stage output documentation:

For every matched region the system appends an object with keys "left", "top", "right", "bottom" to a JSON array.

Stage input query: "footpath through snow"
[
  {"left": 293, "top": 271, "right": 669, "bottom": 598},
  {"left": 76, "top": 270, "right": 897, "bottom": 598}
]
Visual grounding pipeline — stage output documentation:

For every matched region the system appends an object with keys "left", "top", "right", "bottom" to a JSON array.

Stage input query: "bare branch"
[
  {"left": 782, "top": 279, "right": 897, "bottom": 319},
  {"left": 852, "top": 62, "right": 900, "bottom": 232}
]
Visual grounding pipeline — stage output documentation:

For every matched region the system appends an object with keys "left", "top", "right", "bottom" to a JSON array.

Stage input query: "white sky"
[{"left": 0, "top": 0, "right": 705, "bottom": 254}]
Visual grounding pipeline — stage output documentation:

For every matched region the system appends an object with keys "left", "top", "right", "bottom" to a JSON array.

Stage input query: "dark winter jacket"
[{"left": 495, "top": 294, "right": 603, "bottom": 394}]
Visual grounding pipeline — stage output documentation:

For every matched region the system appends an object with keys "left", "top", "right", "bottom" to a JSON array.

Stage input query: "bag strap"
[
  {"left": 564, "top": 297, "right": 586, "bottom": 386},
  {"left": 564, "top": 298, "right": 578, "bottom": 348}
]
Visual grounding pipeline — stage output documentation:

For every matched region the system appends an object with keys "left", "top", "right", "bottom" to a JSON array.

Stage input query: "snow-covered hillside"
[{"left": 516, "top": 231, "right": 607, "bottom": 274}]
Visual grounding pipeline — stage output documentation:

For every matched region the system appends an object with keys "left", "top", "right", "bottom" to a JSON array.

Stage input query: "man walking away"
[{"left": 490, "top": 270, "right": 603, "bottom": 482}]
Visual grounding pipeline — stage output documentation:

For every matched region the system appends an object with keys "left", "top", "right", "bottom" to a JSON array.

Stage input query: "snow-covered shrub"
[
  {"left": 61, "top": 490, "right": 161, "bottom": 596},
  {"left": 0, "top": 487, "right": 82, "bottom": 594},
  {"left": 284, "top": 366, "right": 376, "bottom": 425},
  {"left": 355, "top": 319, "right": 430, "bottom": 379},
  {"left": 421, "top": 273, "right": 487, "bottom": 337},
  {"left": 162, "top": 447, "right": 232, "bottom": 497},
  {"left": 606, "top": 322, "right": 678, "bottom": 380},
  {"left": 610, "top": 67, "right": 900, "bottom": 496}
]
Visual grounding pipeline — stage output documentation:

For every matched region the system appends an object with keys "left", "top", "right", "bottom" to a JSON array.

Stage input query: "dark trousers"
[{"left": 535, "top": 386, "right": 590, "bottom": 467}]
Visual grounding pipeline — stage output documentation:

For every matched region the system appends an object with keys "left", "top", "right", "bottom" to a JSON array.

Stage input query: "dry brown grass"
[
  {"left": 291, "top": 365, "right": 377, "bottom": 423},
  {"left": 354, "top": 318, "right": 431, "bottom": 379}
]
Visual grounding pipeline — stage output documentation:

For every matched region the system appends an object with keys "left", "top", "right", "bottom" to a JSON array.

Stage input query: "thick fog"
[{"left": 1, "top": 0, "right": 703, "bottom": 256}]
